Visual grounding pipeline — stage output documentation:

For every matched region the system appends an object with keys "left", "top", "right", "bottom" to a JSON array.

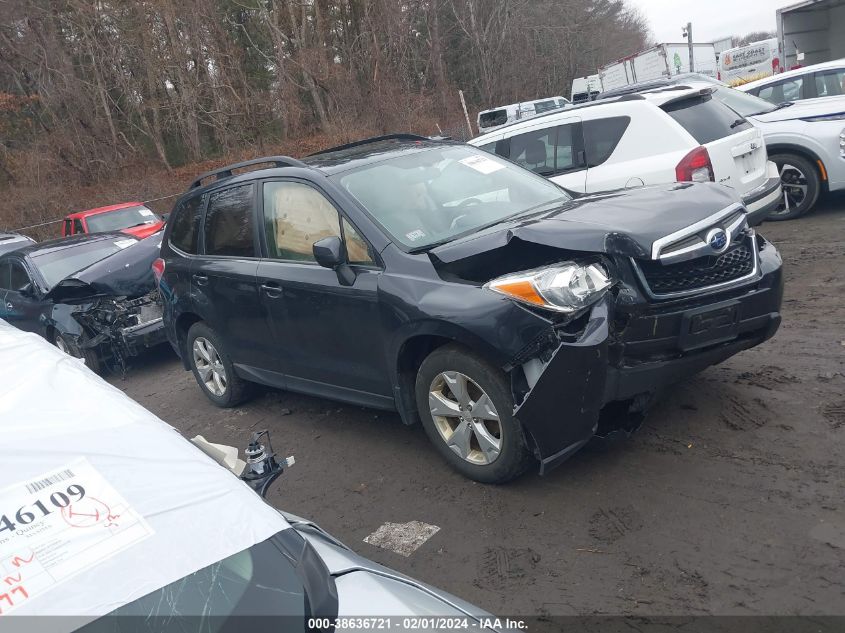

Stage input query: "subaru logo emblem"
[{"left": 707, "top": 228, "right": 729, "bottom": 253}]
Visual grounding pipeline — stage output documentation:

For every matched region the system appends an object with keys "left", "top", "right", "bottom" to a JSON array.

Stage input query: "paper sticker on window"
[
  {"left": 0, "top": 458, "right": 153, "bottom": 615},
  {"left": 113, "top": 239, "right": 135, "bottom": 249},
  {"left": 405, "top": 229, "right": 426, "bottom": 242},
  {"left": 138, "top": 208, "right": 154, "bottom": 217},
  {"left": 459, "top": 154, "right": 504, "bottom": 175}
]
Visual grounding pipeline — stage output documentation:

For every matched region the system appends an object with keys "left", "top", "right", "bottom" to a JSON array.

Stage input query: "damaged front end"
[
  {"left": 46, "top": 233, "right": 167, "bottom": 373},
  {"left": 429, "top": 186, "right": 783, "bottom": 475},
  {"left": 68, "top": 289, "right": 165, "bottom": 374}
]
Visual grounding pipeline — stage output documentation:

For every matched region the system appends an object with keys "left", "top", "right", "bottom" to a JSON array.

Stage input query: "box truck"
[
  {"left": 598, "top": 43, "right": 718, "bottom": 91},
  {"left": 777, "top": 0, "right": 845, "bottom": 70}
]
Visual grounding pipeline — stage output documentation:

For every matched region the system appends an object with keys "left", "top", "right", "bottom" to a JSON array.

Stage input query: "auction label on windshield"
[
  {"left": 459, "top": 154, "right": 504, "bottom": 175},
  {"left": 0, "top": 458, "right": 153, "bottom": 615}
]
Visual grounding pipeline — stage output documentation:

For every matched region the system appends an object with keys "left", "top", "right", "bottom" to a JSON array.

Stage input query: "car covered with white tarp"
[{"left": 0, "top": 319, "right": 502, "bottom": 631}]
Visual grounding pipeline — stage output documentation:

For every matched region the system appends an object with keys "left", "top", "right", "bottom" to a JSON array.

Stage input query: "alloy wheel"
[
  {"left": 772, "top": 163, "right": 809, "bottom": 217},
  {"left": 55, "top": 335, "right": 85, "bottom": 364},
  {"left": 193, "top": 337, "right": 227, "bottom": 397},
  {"left": 428, "top": 371, "right": 502, "bottom": 465}
]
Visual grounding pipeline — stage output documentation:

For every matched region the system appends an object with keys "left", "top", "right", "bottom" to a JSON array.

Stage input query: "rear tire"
[
  {"left": 52, "top": 330, "right": 102, "bottom": 374},
  {"left": 767, "top": 153, "right": 820, "bottom": 221},
  {"left": 415, "top": 344, "right": 534, "bottom": 484},
  {"left": 186, "top": 322, "right": 253, "bottom": 407}
]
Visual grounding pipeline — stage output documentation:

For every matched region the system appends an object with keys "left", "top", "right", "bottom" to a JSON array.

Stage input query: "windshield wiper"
[
  {"left": 748, "top": 101, "right": 794, "bottom": 116},
  {"left": 408, "top": 197, "right": 571, "bottom": 254},
  {"left": 729, "top": 118, "right": 746, "bottom": 128}
]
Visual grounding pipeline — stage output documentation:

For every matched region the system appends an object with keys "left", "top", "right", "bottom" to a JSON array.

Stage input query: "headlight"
[{"left": 484, "top": 262, "right": 612, "bottom": 313}]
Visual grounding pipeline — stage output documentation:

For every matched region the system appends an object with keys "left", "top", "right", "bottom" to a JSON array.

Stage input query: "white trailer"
[
  {"left": 598, "top": 43, "right": 718, "bottom": 91},
  {"left": 777, "top": 0, "right": 845, "bottom": 70}
]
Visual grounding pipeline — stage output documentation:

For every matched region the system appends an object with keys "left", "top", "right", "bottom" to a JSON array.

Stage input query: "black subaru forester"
[{"left": 157, "top": 135, "right": 783, "bottom": 483}]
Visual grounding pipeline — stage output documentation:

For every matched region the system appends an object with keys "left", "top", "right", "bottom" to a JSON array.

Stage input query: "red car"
[{"left": 62, "top": 202, "right": 164, "bottom": 239}]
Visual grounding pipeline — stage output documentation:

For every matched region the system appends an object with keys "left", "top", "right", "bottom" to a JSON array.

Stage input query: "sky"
[{"left": 627, "top": 0, "right": 786, "bottom": 44}]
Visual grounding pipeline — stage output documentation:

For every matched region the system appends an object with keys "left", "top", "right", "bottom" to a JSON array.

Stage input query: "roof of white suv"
[
  {"left": 471, "top": 85, "right": 713, "bottom": 143},
  {"left": 0, "top": 319, "right": 289, "bottom": 617},
  {"left": 739, "top": 58, "right": 845, "bottom": 91}
]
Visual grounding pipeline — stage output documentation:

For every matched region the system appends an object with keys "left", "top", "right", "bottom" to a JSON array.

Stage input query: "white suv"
[{"left": 469, "top": 86, "right": 781, "bottom": 226}]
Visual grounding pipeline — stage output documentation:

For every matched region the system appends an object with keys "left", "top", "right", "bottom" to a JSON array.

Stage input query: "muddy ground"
[{"left": 110, "top": 195, "right": 845, "bottom": 617}]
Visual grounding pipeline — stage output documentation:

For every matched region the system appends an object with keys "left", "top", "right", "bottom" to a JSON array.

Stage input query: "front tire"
[
  {"left": 768, "top": 153, "right": 820, "bottom": 221},
  {"left": 52, "top": 331, "right": 101, "bottom": 374},
  {"left": 187, "top": 322, "right": 253, "bottom": 407},
  {"left": 415, "top": 344, "right": 533, "bottom": 483}
]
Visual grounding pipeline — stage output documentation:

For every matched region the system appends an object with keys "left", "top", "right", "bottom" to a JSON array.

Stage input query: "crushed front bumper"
[{"left": 513, "top": 238, "right": 783, "bottom": 475}]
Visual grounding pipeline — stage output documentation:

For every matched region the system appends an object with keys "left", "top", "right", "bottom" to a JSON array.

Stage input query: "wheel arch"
[
  {"left": 392, "top": 323, "right": 510, "bottom": 426},
  {"left": 766, "top": 143, "right": 828, "bottom": 192},
  {"left": 175, "top": 311, "right": 203, "bottom": 370}
]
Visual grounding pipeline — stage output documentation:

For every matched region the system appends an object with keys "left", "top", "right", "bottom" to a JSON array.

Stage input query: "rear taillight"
[
  {"left": 152, "top": 258, "right": 165, "bottom": 285},
  {"left": 676, "top": 146, "right": 714, "bottom": 183}
]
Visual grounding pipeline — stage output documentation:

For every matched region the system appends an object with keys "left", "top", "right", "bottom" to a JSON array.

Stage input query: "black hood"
[
  {"left": 46, "top": 232, "right": 162, "bottom": 302},
  {"left": 430, "top": 182, "right": 742, "bottom": 264}
]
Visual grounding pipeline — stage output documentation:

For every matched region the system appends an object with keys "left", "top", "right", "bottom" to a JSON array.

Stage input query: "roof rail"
[
  {"left": 189, "top": 156, "right": 307, "bottom": 190},
  {"left": 308, "top": 134, "right": 432, "bottom": 157}
]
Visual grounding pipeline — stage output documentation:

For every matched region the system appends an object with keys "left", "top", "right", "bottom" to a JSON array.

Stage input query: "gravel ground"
[{"left": 110, "top": 194, "right": 845, "bottom": 617}]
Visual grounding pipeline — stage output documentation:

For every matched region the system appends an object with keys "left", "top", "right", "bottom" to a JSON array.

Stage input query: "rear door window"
[
  {"left": 814, "top": 69, "right": 845, "bottom": 97},
  {"left": 169, "top": 195, "right": 204, "bottom": 254},
  {"left": 662, "top": 95, "right": 751, "bottom": 144},
  {"left": 583, "top": 116, "right": 630, "bottom": 167},
  {"left": 204, "top": 184, "right": 256, "bottom": 257}
]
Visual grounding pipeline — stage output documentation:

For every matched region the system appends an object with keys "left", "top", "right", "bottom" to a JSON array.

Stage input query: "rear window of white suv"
[{"left": 661, "top": 94, "right": 752, "bottom": 144}]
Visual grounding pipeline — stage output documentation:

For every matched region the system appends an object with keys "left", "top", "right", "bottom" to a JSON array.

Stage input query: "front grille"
[{"left": 634, "top": 236, "right": 756, "bottom": 297}]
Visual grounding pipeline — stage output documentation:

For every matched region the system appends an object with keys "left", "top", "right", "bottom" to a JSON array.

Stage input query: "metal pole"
[
  {"left": 458, "top": 90, "right": 473, "bottom": 138},
  {"left": 687, "top": 22, "right": 695, "bottom": 72}
]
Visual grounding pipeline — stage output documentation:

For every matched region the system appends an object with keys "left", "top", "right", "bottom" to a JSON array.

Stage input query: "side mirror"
[
  {"left": 18, "top": 283, "right": 35, "bottom": 298},
  {"left": 313, "top": 236, "right": 356, "bottom": 286},
  {"left": 313, "top": 235, "right": 344, "bottom": 268},
  {"left": 160, "top": 213, "right": 169, "bottom": 223}
]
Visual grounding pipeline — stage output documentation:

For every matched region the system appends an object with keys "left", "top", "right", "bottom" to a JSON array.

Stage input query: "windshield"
[
  {"left": 335, "top": 145, "right": 570, "bottom": 249},
  {"left": 32, "top": 238, "right": 133, "bottom": 288},
  {"left": 711, "top": 86, "right": 777, "bottom": 116},
  {"left": 86, "top": 205, "right": 159, "bottom": 232},
  {"left": 84, "top": 532, "right": 317, "bottom": 631}
]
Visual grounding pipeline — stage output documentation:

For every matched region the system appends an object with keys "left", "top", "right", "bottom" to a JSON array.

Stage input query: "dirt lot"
[{"left": 110, "top": 195, "right": 845, "bottom": 617}]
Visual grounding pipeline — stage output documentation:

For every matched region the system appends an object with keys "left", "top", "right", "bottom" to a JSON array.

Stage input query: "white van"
[
  {"left": 476, "top": 96, "right": 569, "bottom": 134},
  {"left": 571, "top": 75, "right": 601, "bottom": 103},
  {"left": 718, "top": 38, "right": 779, "bottom": 86}
]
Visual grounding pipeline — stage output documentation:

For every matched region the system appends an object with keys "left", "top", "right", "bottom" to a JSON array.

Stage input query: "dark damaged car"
[
  {"left": 0, "top": 232, "right": 166, "bottom": 373},
  {"left": 159, "top": 135, "right": 783, "bottom": 483}
]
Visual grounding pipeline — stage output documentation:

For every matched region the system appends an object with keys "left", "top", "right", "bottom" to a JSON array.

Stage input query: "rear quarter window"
[
  {"left": 583, "top": 116, "right": 630, "bottom": 167},
  {"left": 169, "top": 195, "right": 204, "bottom": 254},
  {"left": 479, "top": 109, "right": 507, "bottom": 129},
  {"left": 661, "top": 95, "right": 751, "bottom": 144}
]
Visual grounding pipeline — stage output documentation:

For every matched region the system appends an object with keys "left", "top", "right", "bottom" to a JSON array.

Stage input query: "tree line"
[{"left": 0, "top": 0, "right": 648, "bottom": 186}]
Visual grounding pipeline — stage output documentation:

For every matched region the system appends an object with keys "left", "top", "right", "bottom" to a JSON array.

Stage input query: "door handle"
[
  {"left": 260, "top": 282, "right": 282, "bottom": 298},
  {"left": 5, "top": 302, "right": 12, "bottom": 310},
  {"left": 192, "top": 274, "right": 209, "bottom": 286}
]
